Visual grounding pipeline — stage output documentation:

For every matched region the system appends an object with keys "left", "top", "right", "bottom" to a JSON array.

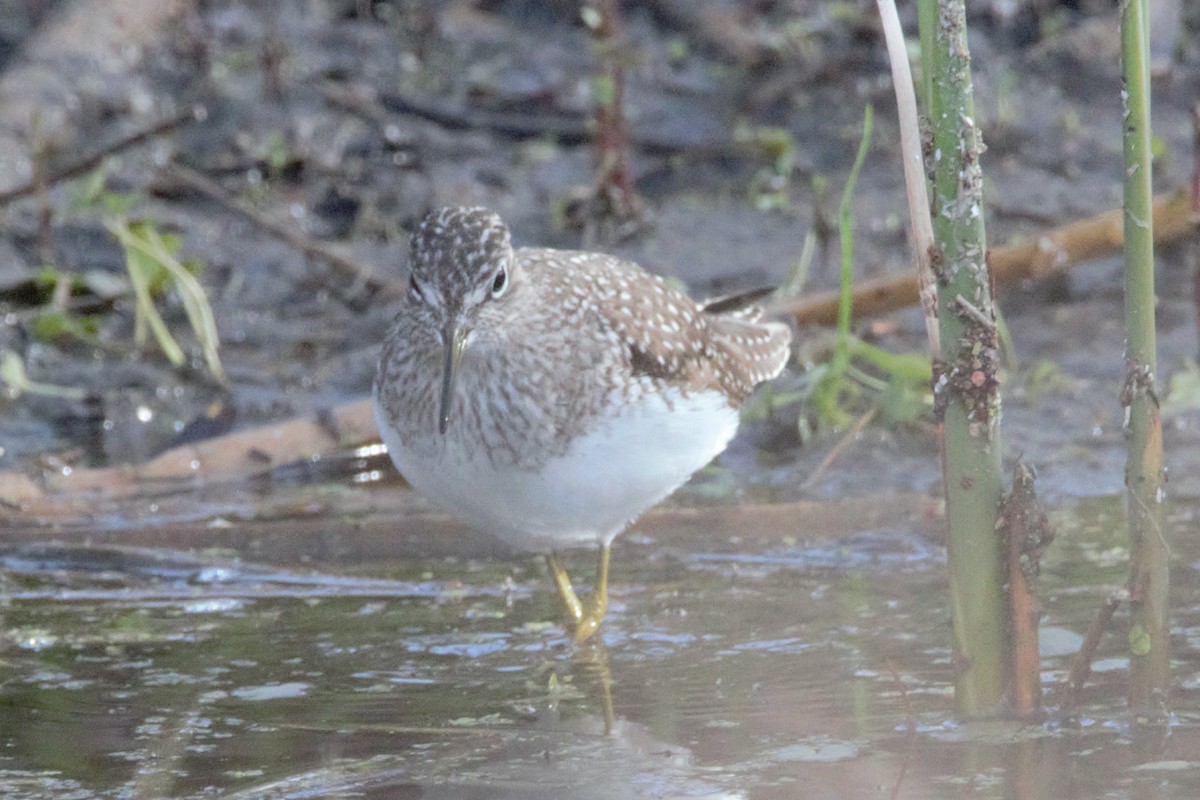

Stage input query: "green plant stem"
[
  {"left": 811, "top": 107, "right": 873, "bottom": 427},
  {"left": 848, "top": 338, "right": 931, "bottom": 383},
  {"left": 115, "top": 224, "right": 187, "bottom": 366},
  {"left": 833, "top": 105, "right": 874, "bottom": 377},
  {"left": 1120, "top": 0, "right": 1168, "bottom": 720},
  {"left": 0, "top": 350, "right": 87, "bottom": 400},
  {"left": 920, "top": 0, "right": 1008, "bottom": 717}
]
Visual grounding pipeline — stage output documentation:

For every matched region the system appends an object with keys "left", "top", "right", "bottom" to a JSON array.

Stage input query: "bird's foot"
[
  {"left": 570, "top": 590, "right": 607, "bottom": 644},
  {"left": 545, "top": 544, "right": 610, "bottom": 644}
]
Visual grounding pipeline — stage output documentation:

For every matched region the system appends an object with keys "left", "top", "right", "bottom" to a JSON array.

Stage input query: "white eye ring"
[{"left": 490, "top": 267, "right": 508, "bottom": 298}]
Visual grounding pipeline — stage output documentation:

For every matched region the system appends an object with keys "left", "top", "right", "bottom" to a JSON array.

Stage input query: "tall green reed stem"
[
  {"left": 1120, "top": 0, "right": 1168, "bottom": 721},
  {"left": 919, "top": 0, "right": 1008, "bottom": 717}
]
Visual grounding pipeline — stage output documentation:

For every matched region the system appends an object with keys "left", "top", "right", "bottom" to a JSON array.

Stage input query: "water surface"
[{"left": 2, "top": 494, "right": 1199, "bottom": 798}]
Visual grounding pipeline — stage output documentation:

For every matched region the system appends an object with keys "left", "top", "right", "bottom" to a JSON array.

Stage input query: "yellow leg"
[
  {"left": 545, "top": 551, "right": 584, "bottom": 624},
  {"left": 582, "top": 542, "right": 610, "bottom": 639},
  {"left": 545, "top": 543, "right": 611, "bottom": 643}
]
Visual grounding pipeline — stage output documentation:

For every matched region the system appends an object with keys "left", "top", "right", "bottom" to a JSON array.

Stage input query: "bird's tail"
[{"left": 708, "top": 314, "right": 792, "bottom": 403}]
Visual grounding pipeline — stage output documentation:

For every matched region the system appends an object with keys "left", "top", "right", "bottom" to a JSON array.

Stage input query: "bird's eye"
[
  {"left": 407, "top": 275, "right": 424, "bottom": 302},
  {"left": 490, "top": 267, "right": 508, "bottom": 298}
]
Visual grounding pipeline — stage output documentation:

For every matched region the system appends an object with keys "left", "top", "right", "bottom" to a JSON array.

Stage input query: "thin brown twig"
[
  {"left": 335, "top": 82, "right": 592, "bottom": 145},
  {"left": 800, "top": 406, "right": 877, "bottom": 490},
  {"left": 0, "top": 105, "right": 202, "bottom": 207},
  {"left": 582, "top": 0, "right": 643, "bottom": 239},
  {"left": 320, "top": 82, "right": 398, "bottom": 129},
  {"left": 324, "top": 81, "right": 736, "bottom": 159},
  {"left": 160, "top": 162, "right": 404, "bottom": 301},
  {"left": 771, "top": 192, "right": 1198, "bottom": 327},
  {"left": 30, "top": 111, "right": 52, "bottom": 256},
  {"left": 1191, "top": 105, "right": 1200, "bottom": 360},
  {"left": 1057, "top": 588, "right": 1128, "bottom": 713},
  {"left": 884, "top": 658, "right": 914, "bottom": 800},
  {"left": 1191, "top": 103, "right": 1200, "bottom": 212}
]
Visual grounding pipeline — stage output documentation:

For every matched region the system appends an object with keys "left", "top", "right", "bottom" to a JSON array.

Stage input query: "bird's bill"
[{"left": 438, "top": 322, "right": 468, "bottom": 434}]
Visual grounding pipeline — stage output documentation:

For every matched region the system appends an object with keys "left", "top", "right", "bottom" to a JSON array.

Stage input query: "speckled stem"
[
  {"left": 920, "top": 0, "right": 1008, "bottom": 718},
  {"left": 1120, "top": 0, "right": 1169, "bottom": 721}
]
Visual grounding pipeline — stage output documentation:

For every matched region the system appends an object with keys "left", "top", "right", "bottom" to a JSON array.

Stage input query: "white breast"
[{"left": 374, "top": 386, "right": 740, "bottom": 552}]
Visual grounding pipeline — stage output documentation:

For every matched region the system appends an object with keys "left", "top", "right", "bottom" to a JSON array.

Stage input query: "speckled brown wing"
[{"left": 524, "top": 248, "right": 791, "bottom": 405}]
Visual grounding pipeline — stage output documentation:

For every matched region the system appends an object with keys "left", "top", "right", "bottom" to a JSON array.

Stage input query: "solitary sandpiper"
[{"left": 374, "top": 206, "right": 792, "bottom": 642}]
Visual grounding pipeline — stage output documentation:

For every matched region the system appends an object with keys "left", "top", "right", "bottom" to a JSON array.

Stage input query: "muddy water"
[{"left": 1, "top": 496, "right": 1198, "bottom": 799}]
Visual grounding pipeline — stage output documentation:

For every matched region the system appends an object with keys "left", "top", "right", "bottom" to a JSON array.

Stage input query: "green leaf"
[
  {"left": 29, "top": 310, "right": 73, "bottom": 342},
  {"left": 73, "top": 163, "right": 110, "bottom": 209},
  {"left": 667, "top": 37, "right": 688, "bottom": 63},
  {"left": 1150, "top": 135, "right": 1166, "bottom": 161},
  {"left": 0, "top": 350, "right": 24, "bottom": 392},
  {"left": 1020, "top": 358, "right": 1073, "bottom": 400},
  {"left": 34, "top": 265, "right": 60, "bottom": 291},
  {"left": 27, "top": 308, "right": 101, "bottom": 346},
  {"left": 1129, "top": 623, "right": 1152, "bottom": 657},
  {"left": 1163, "top": 360, "right": 1200, "bottom": 416},
  {"left": 0, "top": 348, "right": 86, "bottom": 399},
  {"left": 100, "top": 189, "right": 140, "bottom": 217},
  {"left": 264, "top": 129, "right": 291, "bottom": 175},
  {"left": 880, "top": 379, "right": 924, "bottom": 425},
  {"left": 591, "top": 75, "right": 615, "bottom": 108}
]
